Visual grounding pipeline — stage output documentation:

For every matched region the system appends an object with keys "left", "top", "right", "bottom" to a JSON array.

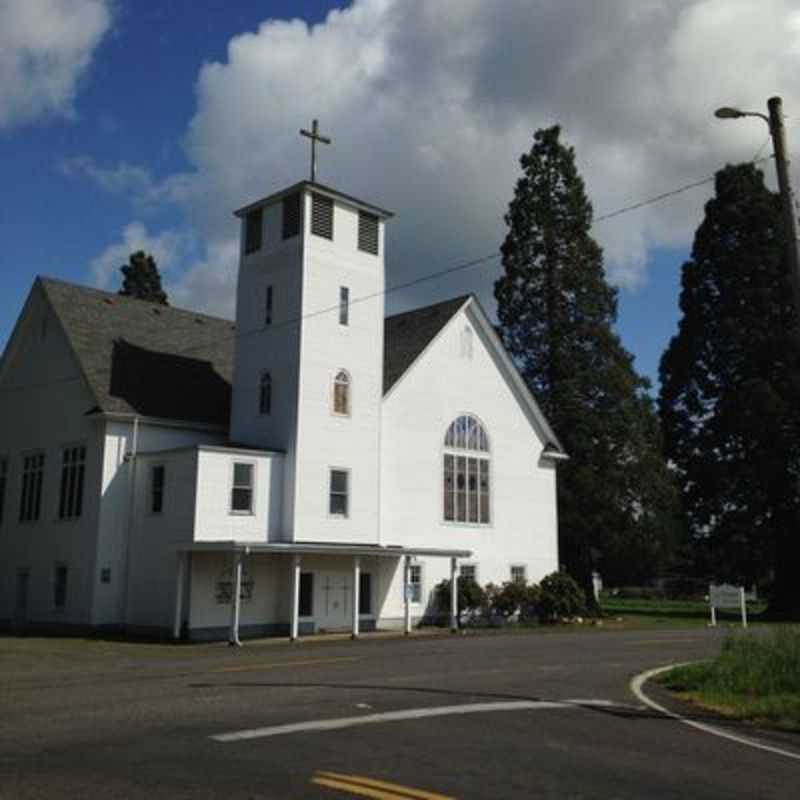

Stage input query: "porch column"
[
  {"left": 351, "top": 556, "right": 361, "bottom": 639},
  {"left": 403, "top": 555, "right": 412, "bottom": 635},
  {"left": 228, "top": 550, "right": 243, "bottom": 647},
  {"left": 290, "top": 554, "right": 301, "bottom": 641},
  {"left": 172, "top": 551, "right": 186, "bottom": 640},
  {"left": 450, "top": 556, "right": 458, "bottom": 632}
]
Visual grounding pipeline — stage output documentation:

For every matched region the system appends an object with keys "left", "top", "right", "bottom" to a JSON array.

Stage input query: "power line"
[{"left": 1, "top": 165, "right": 745, "bottom": 395}]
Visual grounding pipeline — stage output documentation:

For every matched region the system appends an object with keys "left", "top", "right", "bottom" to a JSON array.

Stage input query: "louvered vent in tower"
[
  {"left": 311, "top": 193, "right": 334, "bottom": 239},
  {"left": 282, "top": 192, "right": 301, "bottom": 239},
  {"left": 358, "top": 211, "right": 379, "bottom": 255}
]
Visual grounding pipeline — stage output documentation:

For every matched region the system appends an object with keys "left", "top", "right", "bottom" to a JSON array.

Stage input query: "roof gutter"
[{"left": 87, "top": 410, "right": 227, "bottom": 433}]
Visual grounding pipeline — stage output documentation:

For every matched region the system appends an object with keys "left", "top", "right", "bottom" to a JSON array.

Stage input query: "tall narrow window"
[
  {"left": 259, "top": 371, "right": 272, "bottom": 415},
  {"left": 443, "top": 415, "right": 490, "bottom": 525},
  {"left": 0, "top": 457, "right": 7, "bottom": 526},
  {"left": 359, "top": 572, "right": 372, "bottom": 614},
  {"left": 339, "top": 286, "right": 349, "bottom": 326},
  {"left": 408, "top": 564, "right": 422, "bottom": 603},
  {"left": 54, "top": 564, "right": 68, "bottom": 609},
  {"left": 460, "top": 564, "right": 477, "bottom": 582},
  {"left": 299, "top": 572, "right": 314, "bottom": 616},
  {"left": 329, "top": 469, "right": 349, "bottom": 517},
  {"left": 282, "top": 192, "right": 301, "bottom": 239},
  {"left": 19, "top": 452, "right": 45, "bottom": 523},
  {"left": 244, "top": 208, "right": 263, "bottom": 254},
  {"left": 58, "top": 445, "right": 86, "bottom": 520},
  {"left": 151, "top": 465, "right": 165, "bottom": 514},
  {"left": 333, "top": 370, "right": 350, "bottom": 415},
  {"left": 358, "top": 211, "right": 379, "bottom": 255},
  {"left": 231, "top": 463, "right": 254, "bottom": 513},
  {"left": 265, "top": 285, "right": 273, "bottom": 326},
  {"left": 510, "top": 565, "right": 527, "bottom": 583},
  {"left": 311, "top": 193, "right": 334, "bottom": 239}
]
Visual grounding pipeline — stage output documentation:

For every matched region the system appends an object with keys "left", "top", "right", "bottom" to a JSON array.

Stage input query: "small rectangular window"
[
  {"left": 265, "top": 285, "right": 273, "bottom": 326},
  {"left": 54, "top": 564, "right": 68, "bottom": 609},
  {"left": 282, "top": 192, "right": 301, "bottom": 239},
  {"left": 409, "top": 564, "right": 422, "bottom": 604},
  {"left": 311, "top": 193, "right": 334, "bottom": 239},
  {"left": 231, "top": 463, "right": 254, "bottom": 513},
  {"left": 19, "top": 452, "right": 45, "bottom": 523},
  {"left": 358, "top": 211, "right": 379, "bottom": 255},
  {"left": 339, "top": 286, "right": 349, "bottom": 326},
  {"left": 359, "top": 572, "right": 372, "bottom": 615},
  {"left": 0, "top": 457, "right": 7, "bottom": 526},
  {"left": 58, "top": 445, "right": 86, "bottom": 520},
  {"left": 510, "top": 565, "right": 527, "bottom": 583},
  {"left": 299, "top": 572, "right": 314, "bottom": 616},
  {"left": 245, "top": 208, "right": 263, "bottom": 254},
  {"left": 329, "top": 469, "right": 349, "bottom": 516},
  {"left": 151, "top": 465, "right": 165, "bottom": 514},
  {"left": 460, "top": 564, "right": 477, "bottom": 583}
]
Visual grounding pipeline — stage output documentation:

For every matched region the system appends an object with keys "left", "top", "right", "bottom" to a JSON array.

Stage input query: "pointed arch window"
[
  {"left": 443, "top": 415, "right": 490, "bottom": 524},
  {"left": 333, "top": 370, "right": 351, "bottom": 416},
  {"left": 259, "top": 371, "right": 272, "bottom": 416}
]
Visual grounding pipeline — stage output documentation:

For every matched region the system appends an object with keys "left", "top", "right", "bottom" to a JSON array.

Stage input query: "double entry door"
[{"left": 316, "top": 571, "right": 352, "bottom": 630}]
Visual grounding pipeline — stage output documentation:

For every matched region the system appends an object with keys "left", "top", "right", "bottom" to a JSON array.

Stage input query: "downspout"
[{"left": 119, "top": 415, "right": 139, "bottom": 628}]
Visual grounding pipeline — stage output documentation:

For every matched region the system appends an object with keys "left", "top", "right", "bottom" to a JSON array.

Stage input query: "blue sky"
[{"left": 2, "top": 0, "right": 798, "bottom": 389}]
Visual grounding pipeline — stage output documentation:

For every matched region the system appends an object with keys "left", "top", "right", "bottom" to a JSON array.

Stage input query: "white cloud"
[
  {"left": 0, "top": 0, "right": 112, "bottom": 129},
  {"left": 81, "top": 0, "right": 800, "bottom": 314},
  {"left": 89, "top": 221, "right": 191, "bottom": 291}
]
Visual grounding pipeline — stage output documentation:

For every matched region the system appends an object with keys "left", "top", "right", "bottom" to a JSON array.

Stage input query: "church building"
[{"left": 0, "top": 157, "right": 565, "bottom": 642}]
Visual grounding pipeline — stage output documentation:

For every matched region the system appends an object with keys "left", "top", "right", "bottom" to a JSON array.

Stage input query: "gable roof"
[
  {"left": 382, "top": 295, "right": 470, "bottom": 394},
  {"left": 30, "top": 279, "right": 562, "bottom": 454},
  {"left": 39, "top": 278, "right": 235, "bottom": 426}
]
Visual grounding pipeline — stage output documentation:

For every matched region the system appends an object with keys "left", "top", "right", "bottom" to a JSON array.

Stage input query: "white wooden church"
[{"left": 0, "top": 157, "right": 564, "bottom": 642}]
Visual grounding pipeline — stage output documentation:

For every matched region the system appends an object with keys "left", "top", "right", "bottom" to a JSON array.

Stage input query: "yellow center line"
[
  {"left": 313, "top": 771, "right": 455, "bottom": 800},
  {"left": 211, "top": 656, "right": 360, "bottom": 674}
]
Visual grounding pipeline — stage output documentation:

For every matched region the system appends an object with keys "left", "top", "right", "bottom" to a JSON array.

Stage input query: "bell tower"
[{"left": 230, "top": 179, "right": 392, "bottom": 543}]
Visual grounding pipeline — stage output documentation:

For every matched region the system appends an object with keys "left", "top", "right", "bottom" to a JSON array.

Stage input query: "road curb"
[{"left": 630, "top": 662, "right": 800, "bottom": 762}]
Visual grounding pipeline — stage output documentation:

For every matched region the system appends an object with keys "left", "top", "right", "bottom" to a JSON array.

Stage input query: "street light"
[{"left": 714, "top": 97, "right": 800, "bottom": 324}]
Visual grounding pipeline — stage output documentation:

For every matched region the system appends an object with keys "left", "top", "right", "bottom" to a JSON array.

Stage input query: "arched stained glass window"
[
  {"left": 443, "top": 415, "right": 490, "bottom": 525},
  {"left": 333, "top": 369, "right": 351, "bottom": 415},
  {"left": 259, "top": 371, "right": 272, "bottom": 415}
]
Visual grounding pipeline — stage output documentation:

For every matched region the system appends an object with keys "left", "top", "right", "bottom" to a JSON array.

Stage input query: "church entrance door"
[{"left": 317, "top": 571, "right": 351, "bottom": 631}]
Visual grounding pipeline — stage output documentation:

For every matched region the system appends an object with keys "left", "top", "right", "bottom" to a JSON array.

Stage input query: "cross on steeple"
[{"left": 300, "top": 118, "right": 331, "bottom": 183}]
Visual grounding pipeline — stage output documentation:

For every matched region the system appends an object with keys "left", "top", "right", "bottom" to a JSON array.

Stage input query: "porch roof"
[{"left": 175, "top": 540, "right": 472, "bottom": 559}]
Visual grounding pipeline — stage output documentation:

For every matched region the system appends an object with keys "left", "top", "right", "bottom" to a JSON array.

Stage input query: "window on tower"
[
  {"left": 311, "top": 193, "right": 334, "bottom": 239},
  {"left": 333, "top": 370, "right": 350, "bottom": 416},
  {"left": 244, "top": 208, "right": 263, "bottom": 254},
  {"left": 282, "top": 192, "right": 301, "bottom": 239},
  {"left": 358, "top": 211, "right": 379, "bottom": 255},
  {"left": 259, "top": 371, "right": 272, "bottom": 416},
  {"left": 339, "top": 286, "right": 349, "bottom": 326},
  {"left": 329, "top": 469, "right": 349, "bottom": 516},
  {"left": 265, "top": 285, "right": 273, "bottom": 326}
]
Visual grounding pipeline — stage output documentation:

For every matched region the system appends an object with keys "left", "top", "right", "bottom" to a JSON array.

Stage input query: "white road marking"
[
  {"left": 210, "top": 700, "right": 575, "bottom": 742},
  {"left": 630, "top": 663, "right": 800, "bottom": 762}
]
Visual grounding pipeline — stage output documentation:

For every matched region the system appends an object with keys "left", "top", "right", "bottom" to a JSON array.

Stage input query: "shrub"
[
  {"left": 434, "top": 577, "right": 487, "bottom": 622},
  {"left": 489, "top": 580, "right": 529, "bottom": 619},
  {"left": 536, "top": 571, "right": 586, "bottom": 622}
]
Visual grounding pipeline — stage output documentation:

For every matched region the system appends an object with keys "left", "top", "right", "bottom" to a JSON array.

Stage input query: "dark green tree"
[
  {"left": 494, "top": 125, "right": 680, "bottom": 601},
  {"left": 119, "top": 251, "right": 169, "bottom": 305},
  {"left": 659, "top": 163, "right": 800, "bottom": 617}
]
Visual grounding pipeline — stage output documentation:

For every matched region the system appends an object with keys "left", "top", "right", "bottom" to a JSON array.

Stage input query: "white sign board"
[{"left": 708, "top": 583, "right": 747, "bottom": 628}]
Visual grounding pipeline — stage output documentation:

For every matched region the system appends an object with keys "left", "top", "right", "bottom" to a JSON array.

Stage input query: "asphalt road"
[{"left": 1, "top": 627, "right": 798, "bottom": 799}]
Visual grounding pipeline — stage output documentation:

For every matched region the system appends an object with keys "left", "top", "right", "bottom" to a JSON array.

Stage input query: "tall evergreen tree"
[
  {"left": 659, "top": 163, "right": 800, "bottom": 617},
  {"left": 495, "top": 126, "right": 679, "bottom": 599},
  {"left": 119, "top": 251, "right": 169, "bottom": 305}
]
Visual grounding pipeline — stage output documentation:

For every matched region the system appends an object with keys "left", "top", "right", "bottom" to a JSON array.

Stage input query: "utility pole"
[{"left": 716, "top": 97, "right": 800, "bottom": 325}]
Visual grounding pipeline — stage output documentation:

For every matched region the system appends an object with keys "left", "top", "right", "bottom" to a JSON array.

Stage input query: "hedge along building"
[{"left": 0, "top": 173, "right": 565, "bottom": 643}]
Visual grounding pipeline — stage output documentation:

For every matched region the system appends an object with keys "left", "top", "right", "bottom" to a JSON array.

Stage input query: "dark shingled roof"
[
  {"left": 382, "top": 296, "right": 469, "bottom": 394},
  {"left": 39, "top": 278, "right": 468, "bottom": 427},
  {"left": 41, "top": 278, "right": 235, "bottom": 426}
]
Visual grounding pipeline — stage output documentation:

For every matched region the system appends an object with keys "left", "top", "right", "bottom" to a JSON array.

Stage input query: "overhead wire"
[{"left": 0, "top": 163, "right": 769, "bottom": 395}]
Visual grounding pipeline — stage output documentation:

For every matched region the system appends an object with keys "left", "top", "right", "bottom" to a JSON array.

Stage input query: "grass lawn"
[
  {"left": 599, "top": 596, "right": 766, "bottom": 628},
  {"left": 658, "top": 627, "right": 800, "bottom": 733}
]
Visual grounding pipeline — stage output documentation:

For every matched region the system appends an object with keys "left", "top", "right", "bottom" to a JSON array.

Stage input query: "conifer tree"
[
  {"left": 495, "top": 126, "right": 679, "bottom": 599},
  {"left": 659, "top": 163, "right": 800, "bottom": 616},
  {"left": 119, "top": 251, "right": 169, "bottom": 305}
]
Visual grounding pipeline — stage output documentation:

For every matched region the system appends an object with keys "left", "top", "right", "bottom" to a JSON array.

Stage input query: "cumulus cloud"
[
  {"left": 0, "top": 0, "right": 111, "bottom": 129},
  {"left": 84, "top": 0, "right": 800, "bottom": 315},
  {"left": 89, "top": 221, "right": 192, "bottom": 291}
]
